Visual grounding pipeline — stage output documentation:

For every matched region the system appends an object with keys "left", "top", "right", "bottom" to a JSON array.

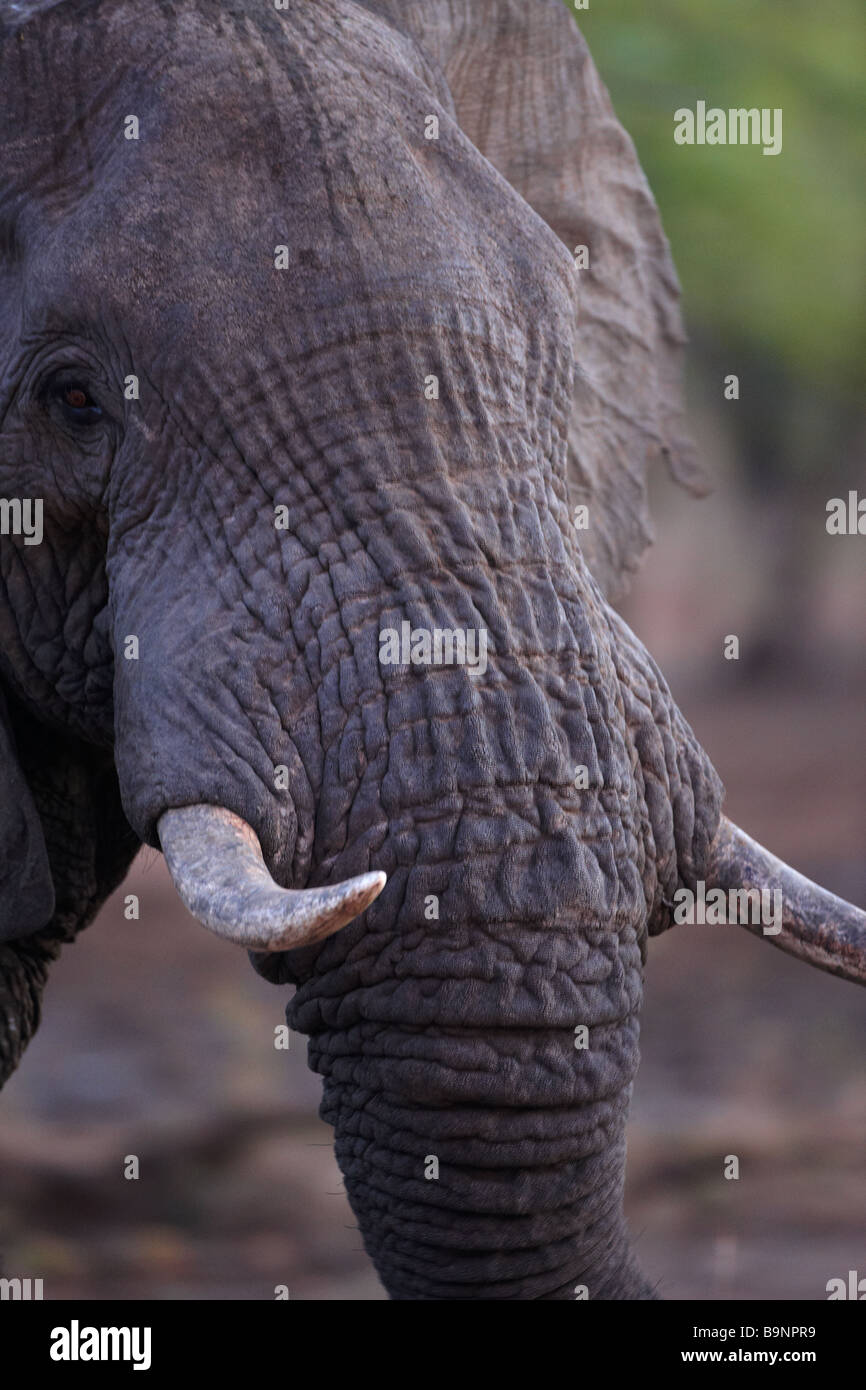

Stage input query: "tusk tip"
[
  {"left": 707, "top": 816, "right": 866, "bottom": 986},
  {"left": 253, "top": 869, "right": 388, "bottom": 952}
]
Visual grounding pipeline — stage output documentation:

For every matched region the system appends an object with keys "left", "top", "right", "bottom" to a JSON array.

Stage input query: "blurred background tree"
[{"left": 572, "top": 0, "right": 865, "bottom": 681}]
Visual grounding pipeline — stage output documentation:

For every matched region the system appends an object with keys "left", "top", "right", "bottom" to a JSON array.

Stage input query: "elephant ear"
[
  {"left": 0, "top": 684, "right": 54, "bottom": 940},
  {"left": 0, "top": 686, "right": 139, "bottom": 1085},
  {"left": 362, "top": 0, "right": 708, "bottom": 599}
]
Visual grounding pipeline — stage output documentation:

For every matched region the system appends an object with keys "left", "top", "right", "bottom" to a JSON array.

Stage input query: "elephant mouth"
[
  {"left": 157, "top": 804, "right": 386, "bottom": 953},
  {"left": 157, "top": 804, "right": 866, "bottom": 988}
]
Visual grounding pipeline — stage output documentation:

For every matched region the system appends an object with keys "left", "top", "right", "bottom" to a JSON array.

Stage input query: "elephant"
[{"left": 0, "top": 0, "right": 862, "bottom": 1301}]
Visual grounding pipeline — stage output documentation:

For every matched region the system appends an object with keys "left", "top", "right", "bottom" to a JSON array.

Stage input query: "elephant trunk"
[
  {"left": 323, "top": 1070, "right": 648, "bottom": 1300},
  {"left": 286, "top": 900, "right": 652, "bottom": 1299},
  {"left": 333, "top": 1095, "right": 650, "bottom": 1301}
]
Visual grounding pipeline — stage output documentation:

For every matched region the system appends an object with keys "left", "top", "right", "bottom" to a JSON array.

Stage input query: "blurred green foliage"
[{"left": 571, "top": 0, "right": 865, "bottom": 403}]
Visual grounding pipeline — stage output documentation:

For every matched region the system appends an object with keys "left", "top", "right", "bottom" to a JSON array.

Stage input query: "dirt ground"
[{"left": 1, "top": 685, "right": 864, "bottom": 1301}]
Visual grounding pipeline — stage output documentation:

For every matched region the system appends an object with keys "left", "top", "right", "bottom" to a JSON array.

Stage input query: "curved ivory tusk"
[
  {"left": 707, "top": 816, "right": 866, "bottom": 985},
  {"left": 157, "top": 804, "right": 386, "bottom": 952}
]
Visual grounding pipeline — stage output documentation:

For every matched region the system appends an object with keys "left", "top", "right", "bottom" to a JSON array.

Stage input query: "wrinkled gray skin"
[{"left": 0, "top": 0, "right": 829, "bottom": 1300}]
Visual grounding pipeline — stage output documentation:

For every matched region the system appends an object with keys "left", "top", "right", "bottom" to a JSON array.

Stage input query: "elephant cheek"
[{"left": 107, "top": 548, "right": 316, "bottom": 885}]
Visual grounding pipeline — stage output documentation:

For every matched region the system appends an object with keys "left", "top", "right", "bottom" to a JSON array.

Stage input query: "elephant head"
[{"left": 0, "top": 0, "right": 862, "bottom": 1300}]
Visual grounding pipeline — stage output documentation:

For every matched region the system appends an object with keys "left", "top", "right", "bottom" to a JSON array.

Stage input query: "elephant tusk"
[
  {"left": 157, "top": 804, "right": 386, "bottom": 952},
  {"left": 706, "top": 815, "right": 866, "bottom": 985}
]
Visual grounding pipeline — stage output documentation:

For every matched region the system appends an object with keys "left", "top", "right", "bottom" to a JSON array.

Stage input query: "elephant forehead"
[{"left": 2, "top": 0, "right": 574, "bottom": 343}]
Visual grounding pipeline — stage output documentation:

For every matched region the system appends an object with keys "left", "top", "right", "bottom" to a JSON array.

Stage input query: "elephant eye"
[{"left": 57, "top": 383, "right": 103, "bottom": 425}]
